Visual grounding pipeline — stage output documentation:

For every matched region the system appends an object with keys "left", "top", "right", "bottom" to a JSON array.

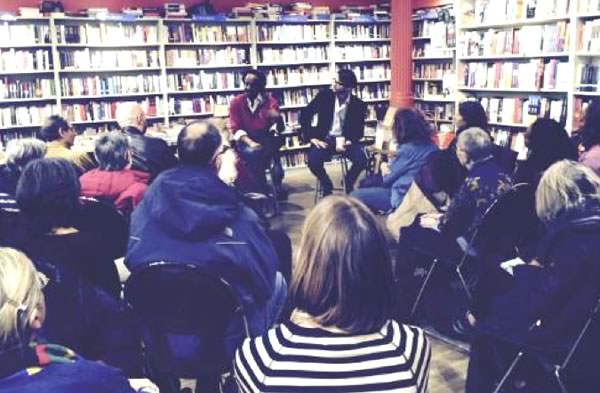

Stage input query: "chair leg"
[
  {"left": 555, "top": 366, "right": 568, "bottom": 393},
  {"left": 492, "top": 352, "right": 524, "bottom": 393},
  {"left": 314, "top": 179, "right": 321, "bottom": 204},
  {"left": 456, "top": 266, "right": 473, "bottom": 299},
  {"left": 410, "top": 258, "right": 439, "bottom": 319},
  {"left": 341, "top": 158, "right": 349, "bottom": 193}
]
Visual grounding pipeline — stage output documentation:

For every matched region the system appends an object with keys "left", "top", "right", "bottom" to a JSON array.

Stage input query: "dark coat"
[
  {"left": 299, "top": 89, "right": 366, "bottom": 143},
  {"left": 122, "top": 126, "right": 177, "bottom": 181}
]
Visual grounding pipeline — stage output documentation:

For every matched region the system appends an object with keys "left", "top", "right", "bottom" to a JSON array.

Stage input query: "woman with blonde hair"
[
  {"left": 466, "top": 160, "right": 600, "bottom": 392},
  {"left": 234, "top": 196, "right": 430, "bottom": 393},
  {"left": 0, "top": 247, "right": 135, "bottom": 392}
]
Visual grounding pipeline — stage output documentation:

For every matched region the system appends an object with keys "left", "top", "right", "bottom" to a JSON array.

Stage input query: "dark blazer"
[
  {"left": 299, "top": 89, "right": 366, "bottom": 143},
  {"left": 122, "top": 126, "right": 177, "bottom": 181}
]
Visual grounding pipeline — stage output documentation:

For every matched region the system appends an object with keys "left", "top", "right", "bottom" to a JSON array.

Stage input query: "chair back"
[
  {"left": 0, "top": 193, "right": 25, "bottom": 245},
  {"left": 77, "top": 196, "right": 129, "bottom": 255},
  {"left": 124, "top": 262, "right": 247, "bottom": 379}
]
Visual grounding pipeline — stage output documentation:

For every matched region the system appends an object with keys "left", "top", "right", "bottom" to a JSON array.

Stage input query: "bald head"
[
  {"left": 116, "top": 102, "right": 146, "bottom": 131},
  {"left": 177, "top": 120, "right": 222, "bottom": 167}
]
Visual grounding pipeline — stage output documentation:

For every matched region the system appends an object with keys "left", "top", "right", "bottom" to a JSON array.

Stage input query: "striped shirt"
[{"left": 234, "top": 319, "right": 431, "bottom": 393}]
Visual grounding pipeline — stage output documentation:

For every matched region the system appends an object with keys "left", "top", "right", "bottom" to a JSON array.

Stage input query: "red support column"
[{"left": 390, "top": 0, "right": 413, "bottom": 108}]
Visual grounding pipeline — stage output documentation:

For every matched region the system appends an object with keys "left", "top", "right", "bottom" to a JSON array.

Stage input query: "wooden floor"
[{"left": 271, "top": 165, "right": 469, "bottom": 393}]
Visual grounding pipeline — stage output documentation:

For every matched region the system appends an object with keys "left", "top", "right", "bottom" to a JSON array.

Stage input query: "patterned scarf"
[{"left": 0, "top": 341, "right": 80, "bottom": 381}]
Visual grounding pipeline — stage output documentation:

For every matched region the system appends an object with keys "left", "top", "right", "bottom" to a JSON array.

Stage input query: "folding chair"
[
  {"left": 314, "top": 153, "right": 349, "bottom": 203},
  {"left": 410, "top": 183, "right": 537, "bottom": 318}
]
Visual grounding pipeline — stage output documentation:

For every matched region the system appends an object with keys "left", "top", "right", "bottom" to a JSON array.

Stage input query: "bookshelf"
[{"left": 412, "top": 4, "right": 457, "bottom": 131}]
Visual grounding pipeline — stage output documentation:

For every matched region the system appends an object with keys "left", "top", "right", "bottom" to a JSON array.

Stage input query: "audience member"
[
  {"left": 40, "top": 116, "right": 95, "bottom": 174},
  {"left": 300, "top": 69, "right": 367, "bottom": 195},
  {"left": 80, "top": 132, "right": 149, "bottom": 214},
  {"left": 126, "top": 120, "right": 287, "bottom": 356},
  {"left": 466, "top": 161, "right": 600, "bottom": 392},
  {"left": 351, "top": 108, "right": 437, "bottom": 212},
  {"left": 514, "top": 118, "right": 577, "bottom": 186},
  {"left": 235, "top": 196, "right": 430, "bottom": 392},
  {"left": 228, "top": 69, "right": 286, "bottom": 197},
  {"left": 578, "top": 99, "right": 600, "bottom": 176},
  {"left": 0, "top": 248, "right": 136, "bottom": 393},
  {"left": 116, "top": 102, "right": 176, "bottom": 180},
  {"left": 15, "top": 158, "right": 122, "bottom": 298},
  {"left": 0, "top": 139, "right": 46, "bottom": 195}
]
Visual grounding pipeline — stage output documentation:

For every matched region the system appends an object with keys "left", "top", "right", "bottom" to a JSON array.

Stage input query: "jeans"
[{"left": 351, "top": 187, "right": 392, "bottom": 213}]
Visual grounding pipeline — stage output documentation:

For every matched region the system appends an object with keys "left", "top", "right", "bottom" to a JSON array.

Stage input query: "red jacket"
[
  {"left": 229, "top": 93, "right": 279, "bottom": 136},
  {"left": 80, "top": 169, "right": 150, "bottom": 214}
]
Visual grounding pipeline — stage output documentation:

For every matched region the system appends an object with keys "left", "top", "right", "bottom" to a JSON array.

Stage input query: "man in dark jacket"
[
  {"left": 300, "top": 69, "right": 367, "bottom": 194},
  {"left": 126, "top": 120, "right": 286, "bottom": 351},
  {"left": 116, "top": 102, "right": 177, "bottom": 180}
]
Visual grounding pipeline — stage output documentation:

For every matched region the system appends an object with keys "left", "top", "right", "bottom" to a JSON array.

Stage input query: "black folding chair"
[
  {"left": 410, "top": 183, "right": 538, "bottom": 318},
  {"left": 77, "top": 196, "right": 129, "bottom": 257},
  {"left": 124, "top": 262, "right": 249, "bottom": 393},
  {"left": 492, "top": 296, "right": 600, "bottom": 393}
]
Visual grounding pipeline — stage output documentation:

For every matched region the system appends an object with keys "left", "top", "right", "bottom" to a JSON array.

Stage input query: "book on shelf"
[
  {"left": 476, "top": 94, "right": 567, "bottom": 126},
  {"left": 167, "top": 71, "right": 242, "bottom": 91},
  {"left": 335, "top": 44, "right": 390, "bottom": 61},
  {"left": 0, "top": 78, "right": 55, "bottom": 99},
  {"left": 335, "top": 23, "right": 389, "bottom": 39},
  {"left": 282, "top": 151, "right": 307, "bottom": 168},
  {"left": 413, "top": 63, "right": 454, "bottom": 79},
  {"left": 59, "top": 49, "right": 160, "bottom": 69},
  {"left": 166, "top": 23, "right": 249, "bottom": 43},
  {"left": 577, "top": 63, "right": 599, "bottom": 89},
  {"left": 169, "top": 94, "right": 235, "bottom": 115},
  {"left": 62, "top": 97, "right": 163, "bottom": 122},
  {"left": 61, "top": 74, "right": 161, "bottom": 96},
  {"left": 351, "top": 64, "right": 391, "bottom": 81},
  {"left": 461, "top": 59, "right": 568, "bottom": 90},
  {"left": 0, "top": 23, "right": 50, "bottom": 46},
  {"left": 56, "top": 23, "right": 159, "bottom": 44},
  {"left": 0, "top": 104, "right": 57, "bottom": 128},
  {"left": 283, "top": 110, "right": 300, "bottom": 127},
  {"left": 265, "top": 65, "right": 330, "bottom": 86},
  {"left": 357, "top": 83, "right": 389, "bottom": 101},
  {"left": 166, "top": 48, "right": 249, "bottom": 67},
  {"left": 258, "top": 46, "right": 329, "bottom": 63},
  {"left": 465, "top": 0, "right": 569, "bottom": 25},
  {"left": 490, "top": 128, "right": 528, "bottom": 159},
  {"left": 579, "top": 0, "right": 600, "bottom": 13},
  {"left": 257, "top": 23, "right": 329, "bottom": 41},
  {"left": 0, "top": 49, "right": 52, "bottom": 72},
  {"left": 461, "top": 22, "right": 569, "bottom": 57},
  {"left": 578, "top": 19, "right": 600, "bottom": 52},
  {"left": 415, "top": 102, "right": 455, "bottom": 122},
  {"left": 273, "top": 87, "right": 320, "bottom": 107},
  {"left": 573, "top": 97, "right": 597, "bottom": 131}
]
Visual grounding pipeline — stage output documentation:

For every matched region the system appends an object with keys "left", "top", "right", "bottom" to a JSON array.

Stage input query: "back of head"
[
  {"left": 458, "top": 101, "right": 489, "bottom": 133},
  {"left": 0, "top": 248, "right": 44, "bottom": 349},
  {"left": 16, "top": 158, "right": 80, "bottom": 233},
  {"left": 116, "top": 102, "right": 144, "bottom": 130},
  {"left": 177, "top": 120, "right": 222, "bottom": 167},
  {"left": 527, "top": 118, "right": 577, "bottom": 169},
  {"left": 457, "top": 127, "right": 493, "bottom": 163},
  {"left": 580, "top": 99, "right": 600, "bottom": 150},
  {"left": 337, "top": 68, "right": 358, "bottom": 89},
  {"left": 5, "top": 138, "right": 47, "bottom": 173},
  {"left": 393, "top": 108, "right": 433, "bottom": 145},
  {"left": 536, "top": 160, "right": 600, "bottom": 224},
  {"left": 40, "top": 115, "right": 69, "bottom": 142},
  {"left": 289, "top": 196, "right": 395, "bottom": 333},
  {"left": 94, "top": 132, "right": 131, "bottom": 171}
]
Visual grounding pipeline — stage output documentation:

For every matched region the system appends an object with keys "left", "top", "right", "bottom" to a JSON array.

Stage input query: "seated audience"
[
  {"left": 126, "top": 120, "right": 286, "bottom": 356},
  {"left": 40, "top": 116, "right": 95, "bottom": 174},
  {"left": 466, "top": 161, "right": 600, "bottom": 393},
  {"left": 0, "top": 248, "right": 136, "bottom": 393},
  {"left": 0, "top": 138, "right": 46, "bottom": 195},
  {"left": 80, "top": 132, "right": 149, "bottom": 214},
  {"left": 578, "top": 99, "right": 600, "bottom": 176},
  {"left": 15, "top": 158, "right": 122, "bottom": 298},
  {"left": 235, "top": 196, "right": 430, "bottom": 393},
  {"left": 351, "top": 108, "right": 437, "bottom": 212},
  {"left": 514, "top": 118, "right": 577, "bottom": 186},
  {"left": 116, "top": 102, "right": 176, "bottom": 180}
]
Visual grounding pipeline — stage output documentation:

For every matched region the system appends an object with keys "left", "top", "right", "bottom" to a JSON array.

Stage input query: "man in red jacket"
[{"left": 228, "top": 69, "right": 286, "bottom": 198}]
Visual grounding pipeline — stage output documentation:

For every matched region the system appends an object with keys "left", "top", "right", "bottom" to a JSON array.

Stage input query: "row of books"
[
  {"left": 573, "top": 97, "right": 593, "bottom": 130},
  {"left": 356, "top": 83, "right": 390, "bottom": 101},
  {"left": 61, "top": 75, "right": 161, "bottom": 97},
  {"left": 578, "top": 19, "right": 600, "bottom": 52},
  {"left": 413, "top": 45, "right": 455, "bottom": 58},
  {"left": 413, "top": 20, "right": 456, "bottom": 48},
  {"left": 257, "top": 24, "right": 329, "bottom": 41},
  {"left": 273, "top": 87, "right": 320, "bottom": 107},
  {"left": 56, "top": 24, "right": 159, "bottom": 44},
  {"left": 0, "top": 78, "right": 55, "bottom": 99},
  {"left": 266, "top": 65, "right": 330, "bottom": 87},
  {"left": 59, "top": 49, "right": 160, "bottom": 70},
  {"left": 478, "top": 95, "right": 567, "bottom": 125},
  {"left": 579, "top": 0, "right": 600, "bottom": 13},
  {"left": 349, "top": 64, "right": 391, "bottom": 81},
  {"left": 460, "top": 60, "right": 569, "bottom": 90},
  {"left": 62, "top": 98, "right": 163, "bottom": 122},
  {"left": 281, "top": 151, "right": 307, "bottom": 168},
  {"left": 413, "top": 63, "right": 454, "bottom": 79},
  {"left": 468, "top": 0, "right": 569, "bottom": 25},
  {"left": 0, "top": 105, "right": 57, "bottom": 128},
  {"left": 414, "top": 82, "right": 452, "bottom": 99},
  {"left": 166, "top": 24, "right": 250, "bottom": 43},
  {"left": 0, "top": 23, "right": 50, "bottom": 45},
  {"left": 168, "top": 95, "right": 235, "bottom": 115},
  {"left": 491, "top": 128, "right": 527, "bottom": 158},
  {"left": 283, "top": 110, "right": 300, "bottom": 126},
  {"left": 461, "top": 23, "right": 569, "bottom": 57},
  {"left": 578, "top": 63, "right": 600, "bottom": 88},
  {"left": 167, "top": 71, "right": 242, "bottom": 92},
  {"left": 258, "top": 46, "right": 329, "bottom": 63},
  {"left": 165, "top": 48, "right": 249, "bottom": 67},
  {"left": 415, "top": 102, "right": 455, "bottom": 122},
  {"left": 335, "top": 45, "right": 390, "bottom": 61},
  {"left": 0, "top": 49, "right": 52, "bottom": 72},
  {"left": 334, "top": 24, "right": 390, "bottom": 40}
]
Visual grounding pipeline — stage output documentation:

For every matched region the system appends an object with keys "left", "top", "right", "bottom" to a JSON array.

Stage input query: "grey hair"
[
  {"left": 456, "top": 127, "right": 493, "bottom": 164},
  {"left": 536, "top": 160, "right": 600, "bottom": 224},
  {"left": 5, "top": 138, "right": 47, "bottom": 172},
  {"left": 94, "top": 132, "right": 131, "bottom": 171}
]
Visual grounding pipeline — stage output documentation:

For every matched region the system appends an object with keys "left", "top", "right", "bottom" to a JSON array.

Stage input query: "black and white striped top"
[{"left": 234, "top": 319, "right": 431, "bottom": 393}]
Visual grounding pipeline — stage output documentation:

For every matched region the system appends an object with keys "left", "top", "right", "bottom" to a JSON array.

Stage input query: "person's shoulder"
[
  {"left": 351, "top": 94, "right": 366, "bottom": 107},
  {"left": 230, "top": 94, "right": 246, "bottom": 106}
]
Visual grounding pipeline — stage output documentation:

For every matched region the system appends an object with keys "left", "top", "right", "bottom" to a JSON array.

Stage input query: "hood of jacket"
[{"left": 136, "top": 165, "right": 243, "bottom": 240}]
